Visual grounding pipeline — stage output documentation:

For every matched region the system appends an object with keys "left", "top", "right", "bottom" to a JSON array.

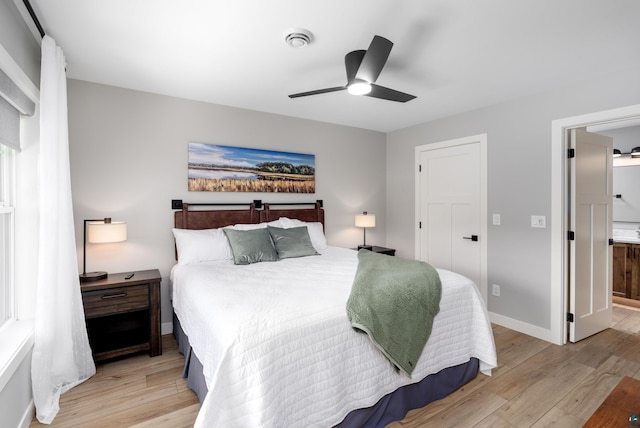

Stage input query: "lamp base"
[
  {"left": 357, "top": 245, "right": 373, "bottom": 251},
  {"left": 80, "top": 271, "right": 108, "bottom": 283}
]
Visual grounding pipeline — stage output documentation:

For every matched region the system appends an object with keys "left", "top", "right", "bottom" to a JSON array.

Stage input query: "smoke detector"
[{"left": 284, "top": 28, "right": 312, "bottom": 48}]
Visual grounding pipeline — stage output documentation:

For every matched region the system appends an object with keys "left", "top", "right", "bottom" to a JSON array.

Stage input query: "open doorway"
[
  {"left": 593, "top": 124, "right": 640, "bottom": 310},
  {"left": 551, "top": 104, "right": 640, "bottom": 345}
]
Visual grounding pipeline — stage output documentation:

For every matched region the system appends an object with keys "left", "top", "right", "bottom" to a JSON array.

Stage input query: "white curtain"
[{"left": 31, "top": 35, "right": 95, "bottom": 424}]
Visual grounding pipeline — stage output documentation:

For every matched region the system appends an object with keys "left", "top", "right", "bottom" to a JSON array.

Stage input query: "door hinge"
[
  {"left": 419, "top": 221, "right": 422, "bottom": 229},
  {"left": 568, "top": 231, "right": 575, "bottom": 241},
  {"left": 609, "top": 238, "right": 614, "bottom": 246},
  {"left": 567, "top": 312, "right": 574, "bottom": 323},
  {"left": 418, "top": 164, "right": 422, "bottom": 172},
  {"left": 568, "top": 148, "right": 575, "bottom": 158}
]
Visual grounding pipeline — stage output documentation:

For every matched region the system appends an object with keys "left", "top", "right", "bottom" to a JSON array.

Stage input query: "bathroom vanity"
[{"left": 612, "top": 240, "right": 640, "bottom": 300}]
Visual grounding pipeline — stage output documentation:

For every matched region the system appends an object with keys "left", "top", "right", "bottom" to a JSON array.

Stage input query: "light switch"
[
  {"left": 531, "top": 215, "right": 546, "bottom": 228},
  {"left": 492, "top": 214, "right": 501, "bottom": 225}
]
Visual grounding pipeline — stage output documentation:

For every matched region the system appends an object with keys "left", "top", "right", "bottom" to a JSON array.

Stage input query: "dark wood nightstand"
[
  {"left": 354, "top": 246, "right": 396, "bottom": 256},
  {"left": 80, "top": 269, "right": 162, "bottom": 363}
]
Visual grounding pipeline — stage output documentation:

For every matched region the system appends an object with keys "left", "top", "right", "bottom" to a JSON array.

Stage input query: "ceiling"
[{"left": 23, "top": 0, "right": 640, "bottom": 132}]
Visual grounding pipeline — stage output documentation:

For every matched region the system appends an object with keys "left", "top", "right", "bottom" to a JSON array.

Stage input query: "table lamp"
[
  {"left": 355, "top": 211, "right": 375, "bottom": 250},
  {"left": 80, "top": 218, "right": 127, "bottom": 283}
]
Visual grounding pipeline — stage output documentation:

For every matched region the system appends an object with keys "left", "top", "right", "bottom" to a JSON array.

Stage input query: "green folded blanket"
[{"left": 346, "top": 250, "right": 442, "bottom": 376}]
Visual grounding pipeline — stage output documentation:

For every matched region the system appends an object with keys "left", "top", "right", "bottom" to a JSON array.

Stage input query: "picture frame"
[{"left": 188, "top": 142, "right": 315, "bottom": 193}]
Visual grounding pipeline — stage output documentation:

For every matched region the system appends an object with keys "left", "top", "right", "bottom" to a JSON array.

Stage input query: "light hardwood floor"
[{"left": 30, "top": 304, "right": 640, "bottom": 428}]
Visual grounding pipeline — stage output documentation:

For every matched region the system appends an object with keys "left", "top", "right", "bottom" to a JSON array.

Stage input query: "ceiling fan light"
[{"left": 348, "top": 81, "right": 372, "bottom": 96}]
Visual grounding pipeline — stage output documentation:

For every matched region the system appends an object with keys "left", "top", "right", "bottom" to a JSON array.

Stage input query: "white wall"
[
  {"left": 386, "top": 67, "right": 640, "bottom": 335},
  {"left": 602, "top": 125, "right": 640, "bottom": 154},
  {"left": 613, "top": 164, "right": 640, "bottom": 223},
  {"left": 601, "top": 125, "right": 640, "bottom": 223},
  {"left": 0, "top": 348, "right": 33, "bottom": 428},
  {"left": 67, "top": 79, "right": 387, "bottom": 330}
]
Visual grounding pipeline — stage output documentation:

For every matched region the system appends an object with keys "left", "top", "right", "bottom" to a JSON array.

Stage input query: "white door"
[
  {"left": 569, "top": 128, "right": 613, "bottom": 342},
  {"left": 416, "top": 136, "right": 486, "bottom": 298}
]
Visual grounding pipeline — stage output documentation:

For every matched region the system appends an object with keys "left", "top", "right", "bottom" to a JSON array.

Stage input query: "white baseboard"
[
  {"left": 19, "top": 400, "right": 35, "bottom": 428},
  {"left": 161, "top": 321, "right": 173, "bottom": 336},
  {"left": 489, "top": 311, "right": 556, "bottom": 344}
]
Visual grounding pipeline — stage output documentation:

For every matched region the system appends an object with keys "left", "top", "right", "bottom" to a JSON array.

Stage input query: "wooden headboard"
[
  {"left": 173, "top": 200, "right": 324, "bottom": 230},
  {"left": 174, "top": 202, "right": 260, "bottom": 230}
]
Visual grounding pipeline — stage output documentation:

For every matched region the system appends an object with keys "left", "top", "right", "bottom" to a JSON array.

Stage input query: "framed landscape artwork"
[{"left": 188, "top": 142, "right": 315, "bottom": 193}]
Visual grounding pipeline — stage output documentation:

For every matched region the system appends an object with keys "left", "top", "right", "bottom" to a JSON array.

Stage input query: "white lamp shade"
[
  {"left": 355, "top": 213, "right": 376, "bottom": 228},
  {"left": 87, "top": 221, "right": 127, "bottom": 243}
]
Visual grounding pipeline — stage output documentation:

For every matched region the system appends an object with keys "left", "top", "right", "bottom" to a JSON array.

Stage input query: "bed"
[{"left": 170, "top": 200, "right": 497, "bottom": 427}]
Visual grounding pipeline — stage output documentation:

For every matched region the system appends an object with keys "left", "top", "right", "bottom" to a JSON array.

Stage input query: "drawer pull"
[{"left": 101, "top": 292, "right": 128, "bottom": 300}]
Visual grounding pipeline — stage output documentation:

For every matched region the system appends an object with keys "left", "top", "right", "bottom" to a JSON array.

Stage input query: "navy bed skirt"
[{"left": 173, "top": 313, "right": 479, "bottom": 428}]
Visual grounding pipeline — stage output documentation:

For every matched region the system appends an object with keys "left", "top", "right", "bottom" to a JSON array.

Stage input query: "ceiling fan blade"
[
  {"left": 366, "top": 84, "right": 416, "bottom": 102},
  {"left": 356, "top": 35, "right": 393, "bottom": 84},
  {"left": 344, "top": 50, "right": 365, "bottom": 85},
  {"left": 288, "top": 86, "right": 346, "bottom": 98}
]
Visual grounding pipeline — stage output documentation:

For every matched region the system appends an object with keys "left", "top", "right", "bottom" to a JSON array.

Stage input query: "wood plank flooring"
[
  {"left": 28, "top": 336, "right": 200, "bottom": 428},
  {"left": 30, "top": 304, "right": 640, "bottom": 427}
]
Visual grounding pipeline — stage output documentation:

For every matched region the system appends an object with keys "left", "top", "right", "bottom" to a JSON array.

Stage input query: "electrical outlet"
[
  {"left": 492, "top": 284, "right": 500, "bottom": 297},
  {"left": 531, "top": 215, "right": 546, "bottom": 228},
  {"left": 493, "top": 214, "right": 501, "bottom": 225}
]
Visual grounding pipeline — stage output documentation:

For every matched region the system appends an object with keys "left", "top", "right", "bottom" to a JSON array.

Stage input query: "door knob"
[{"left": 463, "top": 235, "right": 479, "bottom": 241}]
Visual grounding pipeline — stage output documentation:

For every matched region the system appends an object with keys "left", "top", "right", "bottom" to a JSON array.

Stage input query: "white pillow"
[
  {"left": 229, "top": 223, "right": 266, "bottom": 231},
  {"left": 279, "top": 217, "right": 302, "bottom": 228},
  {"left": 172, "top": 228, "right": 232, "bottom": 265},
  {"left": 228, "top": 219, "right": 284, "bottom": 230},
  {"left": 306, "top": 222, "right": 328, "bottom": 250},
  {"left": 278, "top": 218, "right": 328, "bottom": 250}
]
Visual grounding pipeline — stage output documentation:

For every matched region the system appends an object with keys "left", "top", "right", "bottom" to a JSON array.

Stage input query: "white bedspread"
[{"left": 171, "top": 247, "right": 497, "bottom": 428}]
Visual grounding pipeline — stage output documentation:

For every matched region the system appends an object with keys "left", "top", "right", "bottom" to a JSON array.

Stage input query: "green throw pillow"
[
  {"left": 223, "top": 228, "right": 278, "bottom": 265},
  {"left": 268, "top": 226, "right": 319, "bottom": 260}
]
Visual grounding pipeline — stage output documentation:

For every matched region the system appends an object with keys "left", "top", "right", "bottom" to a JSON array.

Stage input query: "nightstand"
[
  {"left": 354, "top": 246, "right": 396, "bottom": 256},
  {"left": 80, "top": 269, "right": 162, "bottom": 362}
]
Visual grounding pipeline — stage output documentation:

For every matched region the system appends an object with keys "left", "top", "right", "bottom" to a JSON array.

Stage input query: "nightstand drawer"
[{"left": 82, "top": 284, "right": 149, "bottom": 318}]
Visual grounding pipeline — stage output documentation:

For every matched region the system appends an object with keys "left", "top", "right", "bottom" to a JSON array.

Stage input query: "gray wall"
[
  {"left": 0, "top": 0, "right": 40, "bottom": 85},
  {"left": 387, "top": 67, "right": 640, "bottom": 330},
  {"left": 67, "top": 79, "right": 387, "bottom": 330}
]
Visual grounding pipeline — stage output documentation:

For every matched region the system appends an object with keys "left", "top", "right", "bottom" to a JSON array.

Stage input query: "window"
[{"left": 0, "top": 144, "right": 15, "bottom": 328}]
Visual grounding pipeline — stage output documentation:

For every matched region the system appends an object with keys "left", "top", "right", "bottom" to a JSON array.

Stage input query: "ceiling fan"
[{"left": 288, "top": 35, "right": 416, "bottom": 103}]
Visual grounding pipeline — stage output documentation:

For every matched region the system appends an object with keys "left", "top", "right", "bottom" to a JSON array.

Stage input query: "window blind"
[{"left": 0, "top": 68, "right": 35, "bottom": 152}]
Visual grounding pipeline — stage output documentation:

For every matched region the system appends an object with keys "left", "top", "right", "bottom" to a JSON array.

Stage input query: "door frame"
[
  {"left": 414, "top": 133, "right": 488, "bottom": 303},
  {"left": 551, "top": 104, "right": 640, "bottom": 345}
]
